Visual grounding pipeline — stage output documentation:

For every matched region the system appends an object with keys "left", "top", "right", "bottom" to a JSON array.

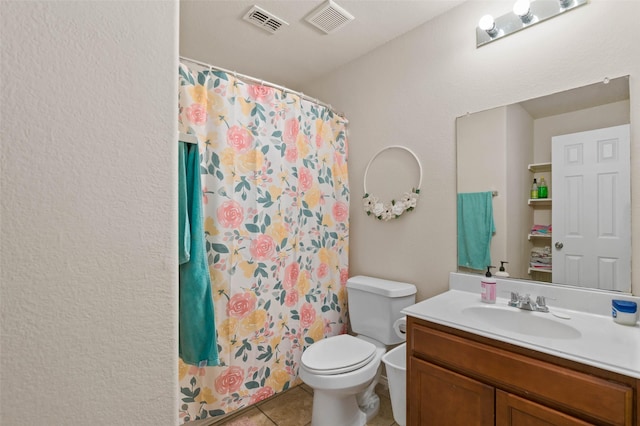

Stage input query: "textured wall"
[
  {"left": 304, "top": 0, "right": 640, "bottom": 300},
  {"left": 1, "top": 2, "right": 178, "bottom": 424}
]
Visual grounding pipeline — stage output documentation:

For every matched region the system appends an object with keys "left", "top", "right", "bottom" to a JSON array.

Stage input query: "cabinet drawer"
[{"left": 411, "top": 324, "right": 633, "bottom": 425}]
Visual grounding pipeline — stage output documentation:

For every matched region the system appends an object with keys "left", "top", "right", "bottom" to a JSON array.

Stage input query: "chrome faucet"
[{"left": 508, "top": 292, "right": 549, "bottom": 313}]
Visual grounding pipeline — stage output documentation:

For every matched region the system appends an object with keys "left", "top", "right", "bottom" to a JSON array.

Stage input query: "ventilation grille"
[
  {"left": 305, "top": 0, "right": 354, "bottom": 34},
  {"left": 243, "top": 5, "right": 289, "bottom": 34}
]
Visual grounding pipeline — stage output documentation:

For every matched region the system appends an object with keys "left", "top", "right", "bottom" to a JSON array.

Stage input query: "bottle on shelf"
[
  {"left": 538, "top": 177, "right": 548, "bottom": 199},
  {"left": 530, "top": 178, "right": 538, "bottom": 199}
]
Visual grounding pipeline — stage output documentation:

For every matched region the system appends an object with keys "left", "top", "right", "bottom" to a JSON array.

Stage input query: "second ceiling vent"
[
  {"left": 305, "top": 0, "right": 354, "bottom": 34},
  {"left": 243, "top": 5, "right": 289, "bottom": 34}
]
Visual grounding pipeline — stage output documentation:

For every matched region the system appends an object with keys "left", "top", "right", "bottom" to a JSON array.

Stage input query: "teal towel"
[
  {"left": 179, "top": 142, "right": 220, "bottom": 366},
  {"left": 178, "top": 143, "right": 191, "bottom": 264},
  {"left": 457, "top": 192, "right": 496, "bottom": 271}
]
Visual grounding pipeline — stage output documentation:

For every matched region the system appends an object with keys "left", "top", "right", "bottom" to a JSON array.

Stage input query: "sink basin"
[{"left": 462, "top": 306, "right": 582, "bottom": 339}]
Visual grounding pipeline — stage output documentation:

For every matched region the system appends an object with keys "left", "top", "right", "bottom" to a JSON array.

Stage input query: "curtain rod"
[{"left": 179, "top": 56, "right": 345, "bottom": 118}]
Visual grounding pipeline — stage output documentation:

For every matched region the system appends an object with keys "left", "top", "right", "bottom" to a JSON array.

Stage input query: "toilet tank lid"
[{"left": 347, "top": 275, "right": 417, "bottom": 297}]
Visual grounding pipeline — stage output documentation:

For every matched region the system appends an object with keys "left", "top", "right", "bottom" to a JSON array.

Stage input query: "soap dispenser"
[
  {"left": 495, "top": 261, "right": 510, "bottom": 278},
  {"left": 481, "top": 266, "right": 496, "bottom": 304}
]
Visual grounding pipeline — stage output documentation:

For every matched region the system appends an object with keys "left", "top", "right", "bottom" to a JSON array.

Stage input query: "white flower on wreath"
[
  {"left": 381, "top": 207, "right": 392, "bottom": 221},
  {"left": 372, "top": 202, "right": 385, "bottom": 217},
  {"left": 363, "top": 188, "right": 420, "bottom": 221},
  {"left": 363, "top": 195, "right": 378, "bottom": 213},
  {"left": 401, "top": 191, "right": 418, "bottom": 209}
]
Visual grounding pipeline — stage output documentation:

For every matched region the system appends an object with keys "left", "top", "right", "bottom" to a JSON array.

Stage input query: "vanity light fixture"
[{"left": 477, "top": 0, "right": 588, "bottom": 47}]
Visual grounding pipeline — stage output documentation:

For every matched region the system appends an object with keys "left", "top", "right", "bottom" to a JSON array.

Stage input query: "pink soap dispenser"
[{"left": 481, "top": 266, "right": 496, "bottom": 304}]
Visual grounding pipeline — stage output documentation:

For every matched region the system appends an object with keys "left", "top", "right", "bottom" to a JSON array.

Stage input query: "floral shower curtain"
[{"left": 177, "top": 63, "right": 350, "bottom": 423}]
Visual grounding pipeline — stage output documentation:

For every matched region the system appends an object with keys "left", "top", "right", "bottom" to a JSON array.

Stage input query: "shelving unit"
[
  {"left": 528, "top": 162, "right": 552, "bottom": 281},
  {"left": 528, "top": 162, "right": 551, "bottom": 205},
  {"left": 528, "top": 267, "right": 552, "bottom": 275},
  {"left": 528, "top": 198, "right": 552, "bottom": 206},
  {"left": 527, "top": 234, "right": 552, "bottom": 241},
  {"left": 528, "top": 162, "right": 551, "bottom": 173}
]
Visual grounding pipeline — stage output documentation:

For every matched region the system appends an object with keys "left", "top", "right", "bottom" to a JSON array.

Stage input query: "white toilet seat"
[{"left": 301, "top": 334, "right": 376, "bottom": 375}]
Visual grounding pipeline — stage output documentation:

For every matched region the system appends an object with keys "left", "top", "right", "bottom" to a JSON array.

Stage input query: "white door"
[{"left": 552, "top": 124, "right": 630, "bottom": 291}]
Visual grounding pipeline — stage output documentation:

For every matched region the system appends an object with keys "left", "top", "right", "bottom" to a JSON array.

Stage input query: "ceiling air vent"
[
  {"left": 305, "top": 0, "right": 354, "bottom": 34},
  {"left": 243, "top": 5, "right": 289, "bottom": 34}
]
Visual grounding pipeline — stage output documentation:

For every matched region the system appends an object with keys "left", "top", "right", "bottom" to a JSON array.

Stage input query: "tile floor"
[{"left": 209, "top": 383, "right": 399, "bottom": 426}]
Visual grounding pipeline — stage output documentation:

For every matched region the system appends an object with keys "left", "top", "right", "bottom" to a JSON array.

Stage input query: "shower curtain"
[{"left": 177, "top": 62, "right": 350, "bottom": 423}]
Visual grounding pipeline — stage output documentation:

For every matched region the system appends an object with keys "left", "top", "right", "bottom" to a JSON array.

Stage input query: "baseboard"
[{"left": 187, "top": 417, "right": 217, "bottom": 426}]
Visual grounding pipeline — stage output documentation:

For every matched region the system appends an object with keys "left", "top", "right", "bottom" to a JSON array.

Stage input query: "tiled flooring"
[{"left": 210, "top": 383, "right": 399, "bottom": 426}]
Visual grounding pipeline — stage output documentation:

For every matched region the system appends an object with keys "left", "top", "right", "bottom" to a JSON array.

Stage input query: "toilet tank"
[{"left": 346, "top": 275, "right": 417, "bottom": 345}]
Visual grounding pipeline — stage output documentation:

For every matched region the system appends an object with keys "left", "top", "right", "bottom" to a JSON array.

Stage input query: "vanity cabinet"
[{"left": 407, "top": 316, "right": 638, "bottom": 425}]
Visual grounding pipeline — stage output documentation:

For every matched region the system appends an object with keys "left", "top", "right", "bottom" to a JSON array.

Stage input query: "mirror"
[{"left": 456, "top": 76, "right": 631, "bottom": 293}]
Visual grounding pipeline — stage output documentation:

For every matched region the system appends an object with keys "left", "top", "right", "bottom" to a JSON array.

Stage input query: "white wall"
[
  {"left": 0, "top": 2, "right": 178, "bottom": 425},
  {"left": 304, "top": 0, "right": 640, "bottom": 299}
]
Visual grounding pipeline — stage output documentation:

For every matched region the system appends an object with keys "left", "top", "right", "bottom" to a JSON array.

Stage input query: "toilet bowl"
[
  {"left": 299, "top": 276, "right": 417, "bottom": 426},
  {"left": 299, "top": 335, "right": 385, "bottom": 426}
]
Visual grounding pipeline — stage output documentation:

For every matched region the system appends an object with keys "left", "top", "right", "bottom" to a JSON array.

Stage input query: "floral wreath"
[{"left": 363, "top": 145, "right": 422, "bottom": 221}]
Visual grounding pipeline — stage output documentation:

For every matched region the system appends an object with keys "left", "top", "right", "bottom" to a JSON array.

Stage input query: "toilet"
[{"left": 299, "top": 275, "right": 416, "bottom": 426}]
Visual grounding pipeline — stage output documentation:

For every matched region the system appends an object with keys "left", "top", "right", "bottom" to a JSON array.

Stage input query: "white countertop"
[{"left": 403, "top": 275, "right": 640, "bottom": 379}]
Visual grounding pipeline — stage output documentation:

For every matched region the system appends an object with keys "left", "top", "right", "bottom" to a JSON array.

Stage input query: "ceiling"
[{"left": 179, "top": 0, "right": 465, "bottom": 90}]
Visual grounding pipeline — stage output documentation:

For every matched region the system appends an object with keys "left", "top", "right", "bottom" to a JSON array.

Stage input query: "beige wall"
[
  {"left": 0, "top": 1, "right": 178, "bottom": 424},
  {"left": 457, "top": 106, "right": 508, "bottom": 272},
  {"left": 534, "top": 100, "right": 631, "bottom": 164},
  {"left": 505, "top": 104, "right": 534, "bottom": 279},
  {"left": 303, "top": 0, "right": 640, "bottom": 300},
  {"left": 448, "top": 102, "right": 536, "bottom": 281}
]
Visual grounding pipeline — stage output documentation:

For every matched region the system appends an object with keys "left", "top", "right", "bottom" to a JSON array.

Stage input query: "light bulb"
[
  {"left": 478, "top": 14, "right": 495, "bottom": 31},
  {"left": 513, "top": 0, "right": 530, "bottom": 16},
  {"left": 479, "top": 14, "right": 499, "bottom": 37},
  {"left": 513, "top": 0, "right": 534, "bottom": 23}
]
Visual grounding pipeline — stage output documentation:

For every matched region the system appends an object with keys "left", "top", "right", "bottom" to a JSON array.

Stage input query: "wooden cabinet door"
[
  {"left": 496, "top": 390, "right": 592, "bottom": 426},
  {"left": 408, "top": 357, "right": 494, "bottom": 426}
]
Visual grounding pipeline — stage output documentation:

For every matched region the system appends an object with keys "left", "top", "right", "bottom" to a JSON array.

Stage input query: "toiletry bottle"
[
  {"left": 481, "top": 266, "right": 496, "bottom": 304},
  {"left": 538, "top": 177, "right": 548, "bottom": 199},
  {"left": 495, "top": 261, "right": 509, "bottom": 278},
  {"left": 612, "top": 299, "right": 638, "bottom": 326},
  {"left": 530, "top": 178, "right": 538, "bottom": 199}
]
